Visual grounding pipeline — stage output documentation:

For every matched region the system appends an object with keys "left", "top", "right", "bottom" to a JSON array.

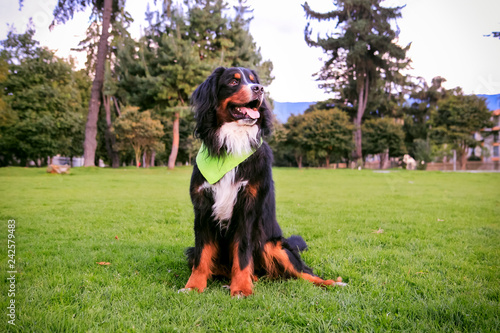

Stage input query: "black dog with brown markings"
[{"left": 181, "top": 67, "right": 345, "bottom": 297}]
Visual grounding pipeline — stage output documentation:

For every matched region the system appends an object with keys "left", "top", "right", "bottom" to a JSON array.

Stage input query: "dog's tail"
[{"left": 286, "top": 235, "right": 308, "bottom": 252}]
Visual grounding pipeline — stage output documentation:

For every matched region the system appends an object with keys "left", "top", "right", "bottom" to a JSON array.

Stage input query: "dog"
[{"left": 180, "top": 67, "right": 345, "bottom": 297}]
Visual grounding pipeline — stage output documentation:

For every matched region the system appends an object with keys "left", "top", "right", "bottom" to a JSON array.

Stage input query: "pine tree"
[
  {"left": 116, "top": 0, "right": 273, "bottom": 168},
  {"left": 19, "top": 0, "right": 120, "bottom": 166},
  {"left": 120, "top": 1, "right": 209, "bottom": 169},
  {"left": 223, "top": 0, "right": 273, "bottom": 85},
  {"left": 303, "top": 0, "right": 410, "bottom": 163},
  {"left": 73, "top": 6, "right": 132, "bottom": 167}
]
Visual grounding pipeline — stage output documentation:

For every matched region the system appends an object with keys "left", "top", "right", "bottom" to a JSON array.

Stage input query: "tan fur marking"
[
  {"left": 230, "top": 243, "right": 254, "bottom": 297},
  {"left": 262, "top": 241, "right": 339, "bottom": 286},
  {"left": 299, "top": 273, "right": 336, "bottom": 286},
  {"left": 184, "top": 244, "right": 217, "bottom": 292},
  {"left": 263, "top": 241, "right": 296, "bottom": 278},
  {"left": 246, "top": 183, "right": 258, "bottom": 198},
  {"left": 216, "top": 86, "right": 253, "bottom": 124}
]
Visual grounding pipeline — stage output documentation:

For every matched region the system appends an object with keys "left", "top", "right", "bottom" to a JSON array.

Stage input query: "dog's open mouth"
[{"left": 229, "top": 99, "right": 261, "bottom": 120}]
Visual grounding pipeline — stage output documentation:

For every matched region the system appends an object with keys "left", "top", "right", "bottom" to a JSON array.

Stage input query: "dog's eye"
[{"left": 229, "top": 79, "right": 239, "bottom": 86}]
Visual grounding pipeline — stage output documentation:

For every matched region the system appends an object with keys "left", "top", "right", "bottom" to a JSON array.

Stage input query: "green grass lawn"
[{"left": 1, "top": 167, "right": 499, "bottom": 332}]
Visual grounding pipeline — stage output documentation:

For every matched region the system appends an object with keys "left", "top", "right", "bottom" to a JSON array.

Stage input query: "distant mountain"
[
  {"left": 273, "top": 102, "right": 314, "bottom": 123},
  {"left": 272, "top": 94, "right": 500, "bottom": 123}
]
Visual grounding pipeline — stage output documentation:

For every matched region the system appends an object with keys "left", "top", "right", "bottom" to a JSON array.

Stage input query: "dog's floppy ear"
[
  {"left": 259, "top": 97, "right": 273, "bottom": 137},
  {"left": 250, "top": 69, "right": 274, "bottom": 137},
  {"left": 192, "top": 67, "right": 226, "bottom": 140}
]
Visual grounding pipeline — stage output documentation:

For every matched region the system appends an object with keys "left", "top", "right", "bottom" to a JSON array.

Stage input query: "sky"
[{"left": 1, "top": 0, "right": 499, "bottom": 103}]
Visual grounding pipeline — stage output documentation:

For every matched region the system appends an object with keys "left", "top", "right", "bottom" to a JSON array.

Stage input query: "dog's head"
[{"left": 191, "top": 67, "right": 273, "bottom": 156}]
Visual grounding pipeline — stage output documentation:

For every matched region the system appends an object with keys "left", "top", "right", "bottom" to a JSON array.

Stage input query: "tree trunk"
[
  {"left": 144, "top": 150, "right": 153, "bottom": 168},
  {"left": 460, "top": 147, "right": 468, "bottom": 170},
  {"left": 380, "top": 149, "right": 389, "bottom": 169},
  {"left": 151, "top": 150, "right": 156, "bottom": 167},
  {"left": 167, "top": 112, "right": 180, "bottom": 170},
  {"left": 296, "top": 154, "right": 303, "bottom": 169},
  {"left": 354, "top": 74, "right": 370, "bottom": 164},
  {"left": 103, "top": 95, "right": 120, "bottom": 168},
  {"left": 354, "top": 117, "right": 362, "bottom": 162},
  {"left": 134, "top": 148, "right": 141, "bottom": 168},
  {"left": 112, "top": 97, "right": 121, "bottom": 116},
  {"left": 83, "top": 0, "right": 112, "bottom": 167}
]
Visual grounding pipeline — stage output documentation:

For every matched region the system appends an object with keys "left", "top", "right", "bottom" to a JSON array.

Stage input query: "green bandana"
[{"left": 196, "top": 140, "right": 262, "bottom": 184}]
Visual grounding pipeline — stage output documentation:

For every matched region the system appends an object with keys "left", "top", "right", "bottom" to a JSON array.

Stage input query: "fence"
[
  {"left": 426, "top": 161, "right": 500, "bottom": 171},
  {"left": 327, "top": 161, "right": 499, "bottom": 171}
]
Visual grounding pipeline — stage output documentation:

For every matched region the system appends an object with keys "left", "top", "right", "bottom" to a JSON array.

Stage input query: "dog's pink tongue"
[{"left": 241, "top": 107, "right": 260, "bottom": 119}]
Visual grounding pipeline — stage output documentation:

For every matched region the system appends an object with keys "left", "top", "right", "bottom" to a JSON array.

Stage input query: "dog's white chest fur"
[
  {"left": 203, "top": 169, "right": 248, "bottom": 224},
  {"left": 218, "top": 122, "right": 259, "bottom": 155},
  {"left": 200, "top": 122, "right": 258, "bottom": 225}
]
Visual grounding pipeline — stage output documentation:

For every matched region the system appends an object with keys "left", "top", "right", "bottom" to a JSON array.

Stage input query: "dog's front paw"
[
  {"left": 229, "top": 277, "right": 253, "bottom": 298},
  {"left": 177, "top": 288, "right": 192, "bottom": 293},
  {"left": 230, "top": 288, "right": 252, "bottom": 298}
]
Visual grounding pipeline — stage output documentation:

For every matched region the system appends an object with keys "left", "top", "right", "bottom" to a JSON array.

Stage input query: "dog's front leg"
[
  {"left": 182, "top": 242, "right": 217, "bottom": 293},
  {"left": 229, "top": 241, "right": 254, "bottom": 297}
]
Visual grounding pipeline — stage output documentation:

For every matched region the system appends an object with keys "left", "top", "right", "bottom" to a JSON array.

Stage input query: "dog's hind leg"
[
  {"left": 262, "top": 240, "right": 346, "bottom": 287},
  {"left": 180, "top": 243, "right": 218, "bottom": 293}
]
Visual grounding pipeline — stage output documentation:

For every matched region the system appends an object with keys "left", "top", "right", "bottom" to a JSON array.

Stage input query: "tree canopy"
[
  {"left": 0, "top": 28, "right": 89, "bottom": 167},
  {"left": 430, "top": 89, "right": 492, "bottom": 169},
  {"left": 2, "top": 1, "right": 496, "bottom": 171},
  {"left": 113, "top": 106, "right": 164, "bottom": 167},
  {"left": 303, "top": 0, "right": 410, "bottom": 162},
  {"left": 115, "top": 0, "right": 273, "bottom": 168},
  {"left": 362, "top": 117, "right": 406, "bottom": 168},
  {"left": 282, "top": 108, "right": 353, "bottom": 168}
]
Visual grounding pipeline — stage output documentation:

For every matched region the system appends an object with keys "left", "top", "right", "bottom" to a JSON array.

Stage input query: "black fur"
[
  {"left": 183, "top": 67, "right": 335, "bottom": 296},
  {"left": 191, "top": 67, "right": 273, "bottom": 157},
  {"left": 286, "top": 235, "right": 309, "bottom": 252}
]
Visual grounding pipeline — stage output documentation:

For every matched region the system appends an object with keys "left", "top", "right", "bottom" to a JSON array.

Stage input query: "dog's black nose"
[{"left": 252, "top": 84, "right": 264, "bottom": 94}]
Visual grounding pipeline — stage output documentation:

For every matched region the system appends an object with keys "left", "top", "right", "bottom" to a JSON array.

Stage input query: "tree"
[
  {"left": 113, "top": 107, "right": 164, "bottom": 168},
  {"left": 0, "top": 29, "right": 88, "bottom": 166},
  {"left": 73, "top": 5, "right": 132, "bottom": 168},
  {"left": 430, "top": 89, "right": 492, "bottom": 170},
  {"left": 402, "top": 76, "right": 447, "bottom": 166},
  {"left": 302, "top": 108, "right": 354, "bottom": 167},
  {"left": 0, "top": 57, "right": 9, "bottom": 125},
  {"left": 285, "top": 108, "right": 353, "bottom": 168},
  {"left": 223, "top": 0, "right": 274, "bottom": 85},
  {"left": 303, "top": 0, "right": 410, "bottom": 163},
  {"left": 362, "top": 117, "right": 406, "bottom": 169},
  {"left": 116, "top": 0, "right": 273, "bottom": 169},
  {"left": 44, "top": 0, "right": 118, "bottom": 167},
  {"left": 145, "top": 3, "right": 206, "bottom": 169},
  {"left": 284, "top": 114, "right": 309, "bottom": 168}
]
